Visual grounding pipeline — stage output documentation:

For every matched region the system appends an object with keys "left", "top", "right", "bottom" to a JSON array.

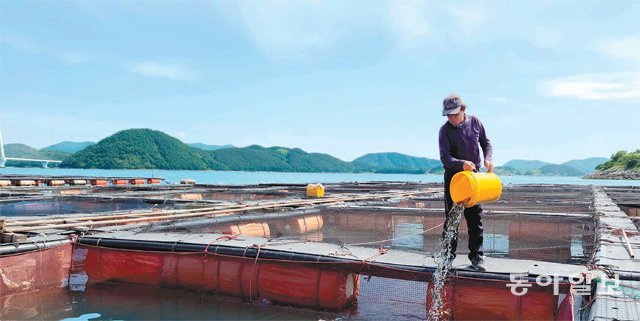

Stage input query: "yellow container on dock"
[
  {"left": 450, "top": 171, "right": 502, "bottom": 208},
  {"left": 306, "top": 183, "right": 325, "bottom": 197}
]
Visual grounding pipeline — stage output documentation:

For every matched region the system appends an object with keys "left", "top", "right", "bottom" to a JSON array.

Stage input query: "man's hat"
[{"left": 442, "top": 93, "right": 466, "bottom": 116}]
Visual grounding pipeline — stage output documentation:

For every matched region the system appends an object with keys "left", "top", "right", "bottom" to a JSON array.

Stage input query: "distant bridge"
[{"left": 0, "top": 129, "right": 62, "bottom": 168}]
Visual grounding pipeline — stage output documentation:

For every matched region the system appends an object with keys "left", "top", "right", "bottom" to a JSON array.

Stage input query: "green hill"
[
  {"left": 493, "top": 166, "right": 543, "bottom": 176},
  {"left": 209, "top": 145, "right": 354, "bottom": 172},
  {"left": 58, "top": 129, "right": 354, "bottom": 172},
  {"left": 561, "top": 157, "right": 608, "bottom": 174},
  {"left": 539, "top": 164, "right": 584, "bottom": 176},
  {"left": 285, "top": 148, "right": 355, "bottom": 172},
  {"left": 42, "top": 141, "right": 94, "bottom": 153},
  {"left": 188, "top": 143, "right": 234, "bottom": 151},
  {"left": 494, "top": 164, "right": 584, "bottom": 176},
  {"left": 50, "top": 128, "right": 625, "bottom": 176},
  {"left": 60, "top": 129, "right": 219, "bottom": 170},
  {"left": 3, "top": 143, "right": 70, "bottom": 167},
  {"left": 209, "top": 145, "right": 293, "bottom": 171},
  {"left": 585, "top": 150, "right": 640, "bottom": 179},
  {"left": 352, "top": 152, "right": 440, "bottom": 174},
  {"left": 4, "top": 143, "right": 69, "bottom": 160},
  {"left": 502, "top": 159, "right": 551, "bottom": 170},
  {"left": 497, "top": 159, "right": 590, "bottom": 176},
  {"left": 596, "top": 150, "right": 640, "bottom": 171}
]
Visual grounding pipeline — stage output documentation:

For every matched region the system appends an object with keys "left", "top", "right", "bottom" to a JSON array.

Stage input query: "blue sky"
[{"left": 0, "top": 0, "right": 638, "bottom": 165}]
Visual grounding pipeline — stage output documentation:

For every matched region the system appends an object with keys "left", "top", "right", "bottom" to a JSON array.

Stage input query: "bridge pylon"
[{"left": 0, "top": 128, "right": 6, "bottom": 168}]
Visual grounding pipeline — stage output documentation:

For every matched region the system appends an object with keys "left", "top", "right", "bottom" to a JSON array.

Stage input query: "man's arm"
[{"left": 439, "top": 127, "right": 466, "bottom": 171}]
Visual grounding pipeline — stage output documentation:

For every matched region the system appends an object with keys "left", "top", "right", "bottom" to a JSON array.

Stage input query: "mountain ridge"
[
  {"left": 187, "top": 143, "right": 235, "bottom": 151},
  {"left": 42, "top": 141, "right": 95, "bottom": 154},
  {"left": 5, "top": 129, "right": 619, "bottom": 177},
  {"left": 3, "top": 143, "right": 70, "bottom": 167}
]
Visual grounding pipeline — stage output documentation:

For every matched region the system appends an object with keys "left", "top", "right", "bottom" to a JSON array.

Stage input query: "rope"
[
  {"left": 325, "top": 245, "right": 358, "bottom": 259},
  {"left": 248, "top": 244, "right": 265, "bottom": 304},
  {"left": 203, "top": 241, "right": 215, "bottom": 255},
  {"left": 358, "top": 245, "right": 390, "bottom": 276}
]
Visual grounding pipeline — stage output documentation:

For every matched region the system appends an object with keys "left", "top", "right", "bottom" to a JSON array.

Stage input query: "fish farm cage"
[{"left": 0, "top": 176, "right": 638, "bottom": 320}]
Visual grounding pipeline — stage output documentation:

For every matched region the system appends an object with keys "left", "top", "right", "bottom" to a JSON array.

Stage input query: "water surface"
[{"left": 2, "top": 167, "right": 639, "bottom": 186}]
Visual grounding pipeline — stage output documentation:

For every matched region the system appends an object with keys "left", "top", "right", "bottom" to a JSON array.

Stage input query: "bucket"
[{"left": 450, "top": 171, "right": 502, "bottom": 207}]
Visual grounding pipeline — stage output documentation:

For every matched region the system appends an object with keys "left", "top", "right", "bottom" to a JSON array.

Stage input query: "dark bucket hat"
[{"left": 442, "top": 93, "right": 466, "bottom": 116}]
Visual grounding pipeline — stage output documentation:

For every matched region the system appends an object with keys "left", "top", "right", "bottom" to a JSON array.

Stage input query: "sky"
[{"left": 0, "top": 0, "right": 638, "bottom": 165}]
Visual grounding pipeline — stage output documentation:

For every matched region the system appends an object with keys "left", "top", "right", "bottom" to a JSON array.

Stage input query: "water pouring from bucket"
[{"left": 428, "top": 171, "right": 502, "bottom": 320}]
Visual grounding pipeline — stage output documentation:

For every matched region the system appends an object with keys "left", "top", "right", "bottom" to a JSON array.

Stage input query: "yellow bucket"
[{"left": 450, "top": 171, "right": 502, "bottom": 208}]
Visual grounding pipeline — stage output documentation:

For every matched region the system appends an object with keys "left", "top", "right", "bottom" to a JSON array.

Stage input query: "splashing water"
[{"left": 428, "top": 203, "right": 466, "bottom": 321}]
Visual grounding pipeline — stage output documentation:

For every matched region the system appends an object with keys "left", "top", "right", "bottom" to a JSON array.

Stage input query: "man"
[{"left": 438, "top": 93, "right": 493, "bottom": 271}]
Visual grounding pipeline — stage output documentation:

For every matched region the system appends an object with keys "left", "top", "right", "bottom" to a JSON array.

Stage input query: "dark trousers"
[{"left": 443, "top": 170, "right": 484, "bottom": 260}]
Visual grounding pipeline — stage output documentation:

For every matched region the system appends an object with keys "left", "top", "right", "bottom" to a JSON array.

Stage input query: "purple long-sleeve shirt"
[{"left": 439, "top": 114, "right": 493, "bottom": 172}]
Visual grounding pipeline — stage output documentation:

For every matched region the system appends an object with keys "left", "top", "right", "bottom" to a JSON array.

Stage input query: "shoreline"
[
  {"left": 584, "top": 169, "right": 640, "bottom": 180},
  {"left": 7, "top": 166, "right": 640, "bottom": 181}
]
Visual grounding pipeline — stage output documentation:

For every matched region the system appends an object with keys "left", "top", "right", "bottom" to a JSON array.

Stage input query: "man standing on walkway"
[{"left": 438, "top": 93, "right": 493, "bottom": 271}]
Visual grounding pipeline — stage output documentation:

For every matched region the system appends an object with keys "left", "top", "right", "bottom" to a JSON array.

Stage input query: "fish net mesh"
[{"left": 101, "top": 184, "right": 599, "bottom": 319}]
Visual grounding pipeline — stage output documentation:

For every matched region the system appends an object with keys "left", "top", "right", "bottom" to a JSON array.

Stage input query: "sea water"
[{"left": 1, "top": 167, "right": 639, "bottom": 186}]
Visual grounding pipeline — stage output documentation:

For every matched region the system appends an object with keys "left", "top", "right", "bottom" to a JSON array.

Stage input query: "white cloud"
[
  {"left": 128, "top": 62, "right": 198, "bottom": 81},
  {"left": 0, "top": 31, "right": 90, "bottom": 64},
  {"left": 592, "top": 34, "right": 640, "bottom": 62},
  {"left": 441, "top": 2, "right": 489, "bottom": 36},
  {"left": 221, "top": 0, "right": 492, "bottom": 55},
  {"left": 227, "top": 1, "right": 352, "bottom": 59},
  {"left": 0, "top": 32, "right": 42, "bottom": 53},
  {"left": 388, "top": 0, "right": 431, "bottom": 49},
  {"left": 543, "top": 72, "right": 640, "bottom": 100},
  {"left": 387, "top": 0, "right": 492, "bottom": 49},
  {"left": 54, "top": 50, "right": 90, "bottom": 64}
]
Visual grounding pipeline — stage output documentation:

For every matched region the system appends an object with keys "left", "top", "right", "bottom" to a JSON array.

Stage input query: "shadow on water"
[
  {"left": 4, "top": 283, "right": 340, "bottom": 321},
  {"left": 63, "top": 248, "right": 429, "bottom": 321},
  {"left": 3, "top": 277, "right": 430, "bottom": 321}
]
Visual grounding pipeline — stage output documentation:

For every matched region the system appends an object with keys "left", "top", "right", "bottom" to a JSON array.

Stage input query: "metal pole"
[{"left": 0, "top": 126, "right": 6, "bottom": 168}]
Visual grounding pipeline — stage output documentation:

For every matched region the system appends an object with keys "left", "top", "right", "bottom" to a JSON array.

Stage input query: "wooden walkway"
[
  {"left": 588, "top": 187, "right": 640, "bottom": 321},
  {"left": 3, "top": 189, "right": 437, "bottom": 233}
]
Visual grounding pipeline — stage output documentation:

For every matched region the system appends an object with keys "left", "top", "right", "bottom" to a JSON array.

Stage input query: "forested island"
[
  {"left": 584, "top": 150, "right": 640, "bottom": 180},
  {"left": 4, "top": 128, "right": 636, "bottom": 178},
  {"left": 57, "top": 129, "right": 440, "bottom": 173}
]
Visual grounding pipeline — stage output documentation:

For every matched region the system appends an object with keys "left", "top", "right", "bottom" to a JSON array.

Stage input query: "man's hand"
[
  {"left": 463, "top": 161, "right": 476, "bottom": 171},
  {"left": 484, "top": 160, "right": 494, "bottom": 173}
]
